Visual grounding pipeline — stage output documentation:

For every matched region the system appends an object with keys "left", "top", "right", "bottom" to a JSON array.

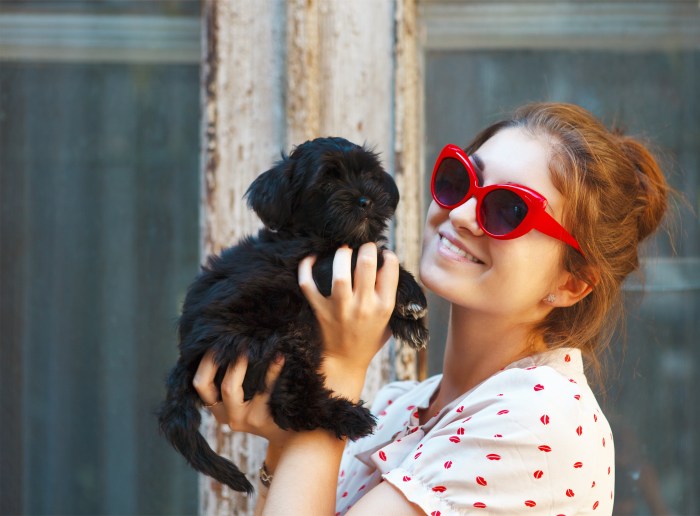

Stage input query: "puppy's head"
[{"left": 245, "top": 137, "right": 399, "bottom": 245}]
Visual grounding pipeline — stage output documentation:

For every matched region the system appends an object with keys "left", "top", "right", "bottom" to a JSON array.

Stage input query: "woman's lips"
[{"left": 438, "top": 233, "right": 485, "bottom": 264}]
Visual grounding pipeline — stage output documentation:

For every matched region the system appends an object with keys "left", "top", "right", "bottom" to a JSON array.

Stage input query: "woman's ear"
[
  {"left": 548, "top": 266, "right": 598, "bottom": 307},
  {"left": 245, "top": 156, "right": 294, "bottom": 230}
]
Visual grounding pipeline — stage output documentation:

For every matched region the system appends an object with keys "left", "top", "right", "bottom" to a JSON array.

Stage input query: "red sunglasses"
[{"left": 431, "top": 144, "right": 584, "bottom": 256}]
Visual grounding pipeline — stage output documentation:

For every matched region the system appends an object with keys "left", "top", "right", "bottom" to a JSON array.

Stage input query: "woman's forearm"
[
  {"left": 258, "top": 357, "right": 365, "bottom": 514},
  {"left": 262, "top": 430, "right": 347, "bottom": 515}
]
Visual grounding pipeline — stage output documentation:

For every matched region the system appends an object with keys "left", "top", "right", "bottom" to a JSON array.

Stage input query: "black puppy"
[{"left": 158, "top": 137, "right": 428, "bottom": 494}]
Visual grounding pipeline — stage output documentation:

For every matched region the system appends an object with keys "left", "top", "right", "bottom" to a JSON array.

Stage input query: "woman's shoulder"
[{"left": 453, "top": 348, "right": 602, "bottom": 422}]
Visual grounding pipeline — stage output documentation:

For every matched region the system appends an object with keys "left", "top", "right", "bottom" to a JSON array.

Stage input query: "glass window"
[
  {"left": 0, "top": 1, "right": 201, "bottom": 514},
  {"left": 421, "top": 2, "right": 699, "bottom": 513}
]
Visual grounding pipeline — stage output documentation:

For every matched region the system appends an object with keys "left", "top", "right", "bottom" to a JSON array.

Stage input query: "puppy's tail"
[{"left": 158, "top": 362, "right": 254, "bottom": 495}]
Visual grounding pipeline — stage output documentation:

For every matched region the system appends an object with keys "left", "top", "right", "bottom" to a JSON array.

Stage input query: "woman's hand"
[
  {"left": 193, "top": 350, "right": 289, "bottom": 446},
  {"left": 298, "top": 242, "right": 400, "bottom": 401}
]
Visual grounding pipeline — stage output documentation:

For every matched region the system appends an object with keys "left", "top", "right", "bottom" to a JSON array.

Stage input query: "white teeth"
[{"left": 440, "top": 237, "right": 482, "bottom": 263}]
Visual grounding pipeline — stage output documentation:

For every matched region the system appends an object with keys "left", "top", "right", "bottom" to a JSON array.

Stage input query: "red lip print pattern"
[
  {"left": 456, "top": 405, "right": 464, "bottom": 413},
  {"left": 533, "top": 470, "right": 543, "bottom": 479},
  {"left": 576, "top": 426, "right": 583, "bottom": 436},
  {"left": 538, "top": 445, "right": 552, "bottom": 452},
  {"left": 540, "top": 414, "right": 550, "bottom": 425},
  {"left": 457, "top": 427, "right": 465, "bottom": 435},
  {"left": 476, "top": 476, "right": 487, "bottom": 486},
  {"left": 566, "top": 489, "right": 575, "bottom": 497},
  {"left": 449, "top": 436, "right": 461, "bottom": 443},
  {"left": 431, "top": 512, "right": 441, "bottom": 516},
  {"left": 473, "top": 502, "right": 487, "bottom": 509},
  {"left": 444, "top": 460, "right": 452, "bottom": 469},
  {"left": 378, "top": 451, "right": 387, "bottom": 461},
  {"left": 565, "top": 354, "right": 571, "bottom": 362},
  {"left": 534, "top": 384, "right": 544, "bottom": 391},
  {"left": 486, "top": 453, "right": 501, "bottom": 460},
  {"left": 497, "top": 409, "right": 509, "bottom": 415},
  {"left": 432, "top": 486, "right": 447, "bottom": 493},
  {"left": 573, "top": 462, "right": 583, "bottom": 468},
  {"left": 402, "top": 476, "right": 411, "bottom": 482},
  {"left": 524, "top": 500, "right": 537, "bottom": 507}
]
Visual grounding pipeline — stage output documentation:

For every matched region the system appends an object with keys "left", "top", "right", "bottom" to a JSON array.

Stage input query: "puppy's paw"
[
  {"left": 397, "top": 301, "right": 427, "bottom": 320},
  {"left": 339, "top": 406, "right": 377, "bottom": 440},
  {"left": 390, "top": 317, "right": 429, "bottom": 350},
  {"left": 322, "top": 399, "right": 376, "bottom": 440},
  {"left": 395, "top": 267, "right": 427, "bottom": 319}
]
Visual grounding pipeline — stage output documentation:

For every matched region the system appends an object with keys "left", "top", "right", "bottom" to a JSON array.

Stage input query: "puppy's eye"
[{"left": 358, "top": 196, "right": 371, "bottom": 208}]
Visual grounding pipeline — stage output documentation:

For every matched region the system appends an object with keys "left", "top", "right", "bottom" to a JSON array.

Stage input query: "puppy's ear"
[{"left": 245, "top": 155, "right": 294, "bottom": 229}]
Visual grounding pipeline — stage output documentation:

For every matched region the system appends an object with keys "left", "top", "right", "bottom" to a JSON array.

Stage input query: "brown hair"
[{"left": 465, "top": 103, "right": 670, "bottom": 381}]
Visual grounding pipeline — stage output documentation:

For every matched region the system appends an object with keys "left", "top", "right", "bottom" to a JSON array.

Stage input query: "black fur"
[{"left": 157, "top": 137, "right": 428, "bottom": 494}]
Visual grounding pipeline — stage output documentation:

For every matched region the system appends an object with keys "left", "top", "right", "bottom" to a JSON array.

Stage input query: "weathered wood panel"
[{"left": 200, "top": 1, "right": 422, "bottom": 513}]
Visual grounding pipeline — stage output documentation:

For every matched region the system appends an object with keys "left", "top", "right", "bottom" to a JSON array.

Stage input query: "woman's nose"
[{"left": 448, "top": 197, "right": 484, "bottom": 236}]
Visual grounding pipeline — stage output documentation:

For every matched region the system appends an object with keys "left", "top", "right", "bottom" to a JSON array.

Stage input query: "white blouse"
[{"left": 335, "top": 348, "right": 614, "bottom": 515}]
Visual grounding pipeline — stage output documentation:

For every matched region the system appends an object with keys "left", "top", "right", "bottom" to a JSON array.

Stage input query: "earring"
[{"left": 544, "top": 294, "right": 556, "bottom": 303}]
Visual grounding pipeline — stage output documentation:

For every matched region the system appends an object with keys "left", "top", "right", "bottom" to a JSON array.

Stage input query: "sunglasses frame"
[{"left": 431, "top": 144, "right": 584, "bottom": 256}]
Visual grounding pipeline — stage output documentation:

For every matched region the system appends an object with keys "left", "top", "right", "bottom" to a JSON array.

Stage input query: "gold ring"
[{"left": 203, "top": 399, "right": 222, "bottom": 408}]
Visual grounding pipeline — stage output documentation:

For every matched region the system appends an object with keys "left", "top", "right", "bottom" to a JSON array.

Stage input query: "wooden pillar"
[
  {"left": 200, "top": 1, "right": 422, "bottom": 513},
  {"left": 393, "top": 0, "right": 425, "bottom": 381}
]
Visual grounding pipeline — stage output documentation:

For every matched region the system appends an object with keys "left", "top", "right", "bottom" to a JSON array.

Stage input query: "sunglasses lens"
[
  {"left": 481, "top": 189, "right": 528, "bottom": 236},
  {"left": 434, "top": 158, "right": 471, "bottom": 207}
]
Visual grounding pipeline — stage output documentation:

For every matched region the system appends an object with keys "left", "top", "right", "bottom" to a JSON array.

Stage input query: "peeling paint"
[{"left": 200, "top": 1, "right": 422, "bottom": 513}]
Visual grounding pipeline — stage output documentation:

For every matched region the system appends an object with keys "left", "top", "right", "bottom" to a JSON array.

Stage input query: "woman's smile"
[{"left": 437, "top": 232, "right": 485, "bottom": 264}]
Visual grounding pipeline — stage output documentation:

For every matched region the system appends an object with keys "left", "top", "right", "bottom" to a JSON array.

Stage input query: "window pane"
[{"left": 0, "top": 3, "right": 201, "bottom": 514}]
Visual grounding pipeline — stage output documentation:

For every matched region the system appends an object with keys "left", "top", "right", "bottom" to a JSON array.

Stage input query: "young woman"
[{"left": 194, "top": 103, "right": 669, "bottom": 514}]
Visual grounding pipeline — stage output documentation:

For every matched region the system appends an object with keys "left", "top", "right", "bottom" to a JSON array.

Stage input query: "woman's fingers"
[
  {"left": 375, "top": 249, "right": 400, "bottom": 311},
  {"left": 353, "top": 243, "right": 378, "bottom": 300},
  {"left": 213, "top": 354, "right": 287, "bottom": 437},
  {"left": 298, "top": 254, "right": 323, "bottom": 306},
  {"left": 192, "top": 350, "right": 221, "bottom": 406},
  {"left": 331, "top": 246, "right": 354, "bottom": 298},
  {"left": 221, "top": 354, "right": 248, "bottom": 408}
]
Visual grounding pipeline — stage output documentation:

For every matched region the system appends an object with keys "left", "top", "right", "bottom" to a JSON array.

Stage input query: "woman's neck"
[{"left": 434, "top": 304, "right": 547, "bottom": 413}]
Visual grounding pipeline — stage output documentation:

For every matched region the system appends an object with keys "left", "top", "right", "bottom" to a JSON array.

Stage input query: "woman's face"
[{"left": 419, "top": 127, "right": 570, "bottom": 322}]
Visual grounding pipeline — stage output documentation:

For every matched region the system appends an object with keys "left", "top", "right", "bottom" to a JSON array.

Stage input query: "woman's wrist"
[
  {"left": 263, "top": 429, "right": 346, "bottom": 515},
  {"left": 321, "top": 356, "right": 367, "bottom": 403},
  {"left": 263, "top": 442, "right": 284, "bottom": 476}
]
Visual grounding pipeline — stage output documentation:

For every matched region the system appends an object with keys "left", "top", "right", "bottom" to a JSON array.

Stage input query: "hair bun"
[{"left": 617, "top": 136, "right": 669, "bottom": 242}]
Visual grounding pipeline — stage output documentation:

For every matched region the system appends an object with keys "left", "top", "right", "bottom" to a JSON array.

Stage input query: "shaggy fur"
[{"left": 157, "top": 137, "right": 428, "bottom": 494}]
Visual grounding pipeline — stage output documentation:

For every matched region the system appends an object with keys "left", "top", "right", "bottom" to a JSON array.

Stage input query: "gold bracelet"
[{"left": 259, "top": 461, "right": 273, "bottom": 488}]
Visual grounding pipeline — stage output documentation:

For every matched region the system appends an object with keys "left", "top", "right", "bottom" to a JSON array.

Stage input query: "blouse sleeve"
[{"left": 380, "top": 367, "right": 614, "bottom": 515}]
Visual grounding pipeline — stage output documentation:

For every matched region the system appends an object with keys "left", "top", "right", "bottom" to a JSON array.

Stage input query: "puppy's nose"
[{"left": 358, "top": 196, "right": 372, "bottom": 208}]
